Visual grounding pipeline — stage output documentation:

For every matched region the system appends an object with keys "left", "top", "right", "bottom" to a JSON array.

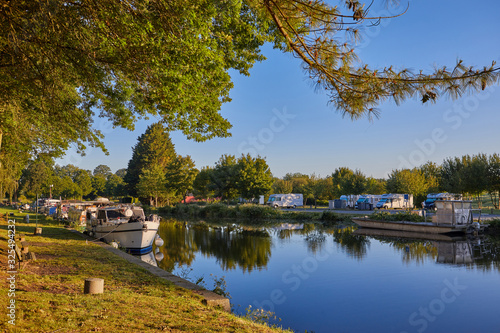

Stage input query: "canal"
[{"left": 150, "top": 219, "right": 500, "bottom": 333}]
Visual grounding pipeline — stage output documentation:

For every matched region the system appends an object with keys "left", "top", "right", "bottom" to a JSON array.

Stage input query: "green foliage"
[
  {"left": 93, "top": 165, "right": 112, "bottom": 178},
  {"left": 193, "top": 167, "right": 216, "bottom": 199},
  {"left": 164, "top": 155, "right": 199, "bottom": 200},
  {"left": 124, "top": 122, "right": 177, "bottom": 196},
  {"left": 236, "top": 154, "right": 273, "bottom": 200},
  {"left": 163, "top": 203, "right": 357, "bottom": 224},
  {"left": 104, "top": 173, "right": 126, "bottom": 198},
  {"left": 236, "top": 204, "right": 278, "bottom": 220},
  {"left": 1, "top": 0, "right": 274, "bottom": 159},
  {"left": 370, "top": 211, "right": 425, "bottom": 222},
  {"left": 487, "top": 219, "right": 500, "bottom": 235},
  {"left": 201, "top": 203, "right": 237, "bottom": 219},
  {"left": 441, "top": 153, "right": 500, "bottom": 208},
  {"left": 263, "top": 1, "right": 499, "bottom": 119},
  {"left": 243, "top": 305, "right": 281, "bottom": 327},
  {"left": 210, "top": 154, "right": 240, "bottom": 200},
  {"left": 331, "top": 167, "right": 367, "bottom": 197},
  {"left": 18, "top": 157, "right": 54, "bottom": 199},
  {"left": 91, "top": 174, "right": 107, "bottom": 198},
  {"left": 271, "top": 178, "right": 293, "bottom": 194},
  {"left": 365, "top": 177, "right": 387, "bottom": 195},
  {"left": 136, "top": 164, "right": 169, "bottom": 207},
  {"left": 74, "top": 169, "right": 93, "bottom": 198},
  {"left": 386, "top": 168, "right": 429, "bottom": 205}
]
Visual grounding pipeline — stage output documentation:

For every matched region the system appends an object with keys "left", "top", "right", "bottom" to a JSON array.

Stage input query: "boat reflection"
[
  {"left": 354, "top": 228, "right": 496, "bottom": 266},
  {"left": 135, "top": 250, "right": 158, "bottom": 267},
  {"left": 151, "top": 219, "right": 500, "bottom": 273}
]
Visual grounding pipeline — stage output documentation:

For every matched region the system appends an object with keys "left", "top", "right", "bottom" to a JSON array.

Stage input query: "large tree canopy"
[{"left": 1, "top": 0, "right": 499, "bottom": 163}]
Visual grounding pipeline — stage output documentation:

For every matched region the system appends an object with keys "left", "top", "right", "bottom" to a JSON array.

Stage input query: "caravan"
[
  {"left": 423, "top": 193, "right": 462, "bottom": 210},
  {"left": 355, "top": 195, "right": 382, "bottom": 209},
  {"left": 376, "top": 194, "right": 414, "bottom": 209},
  {"left": 340, "top": 194, "right": 362, "bottom": 209},
  {"left": 267, "top": 194, "right": 303, "bottom": 208}
]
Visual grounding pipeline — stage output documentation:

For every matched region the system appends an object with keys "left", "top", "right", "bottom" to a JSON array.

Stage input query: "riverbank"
[
  {"left": 159, "top": 203, "right": 356, "bottom": 225},
  {"left": 0, "top": 208, "right": 290, "bottom": 332}
]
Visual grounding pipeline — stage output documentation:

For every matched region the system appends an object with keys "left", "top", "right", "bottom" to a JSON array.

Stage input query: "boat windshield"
[{"left": 106, "top": 210, "right": 129, "bottom": 219}]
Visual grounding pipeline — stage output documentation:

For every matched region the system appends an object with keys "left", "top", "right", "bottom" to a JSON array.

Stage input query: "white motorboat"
[{"left": 87, "top": 205, "right": 160, "bottom": 254}]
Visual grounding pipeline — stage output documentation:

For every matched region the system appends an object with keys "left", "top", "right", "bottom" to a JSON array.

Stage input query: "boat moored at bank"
[
  {"left": 86, "top": 205, "right": 160, "bottom": 254},
  {"left": 353, "top": 200, "right": 484, "bottom": 235}
]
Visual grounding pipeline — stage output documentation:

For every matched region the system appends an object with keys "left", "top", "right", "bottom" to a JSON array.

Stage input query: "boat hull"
[
  {"left": 93, "top": 220, "right": 159, "bottom": 254},
  {"left": 351, "top": 218, "right": 467, "bottom": 234}
]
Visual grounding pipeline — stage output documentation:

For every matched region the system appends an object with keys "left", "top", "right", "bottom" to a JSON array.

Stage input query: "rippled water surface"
[{"left": 151, "top": 220, "right": 500, "bottom": 333}]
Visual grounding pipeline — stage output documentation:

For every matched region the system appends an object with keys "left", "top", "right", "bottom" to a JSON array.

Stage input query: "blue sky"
[{"left": 58, "top": 0, "right": 500, "bottom": 179}]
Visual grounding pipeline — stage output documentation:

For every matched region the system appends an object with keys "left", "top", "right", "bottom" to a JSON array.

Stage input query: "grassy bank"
[
  {"left": 159, "top": 203, "right": 355, "bottom": 225},
  {"left": 0, "top": 207, "right": 290, "bottom": 333}
]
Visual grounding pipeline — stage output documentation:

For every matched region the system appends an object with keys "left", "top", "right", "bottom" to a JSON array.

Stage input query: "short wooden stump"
[
  {"left": 84, "top": 278, "right": 104, "bottom": 294},
  {"left": 34, "top": 227, "right": 42, "bottom": 235}
]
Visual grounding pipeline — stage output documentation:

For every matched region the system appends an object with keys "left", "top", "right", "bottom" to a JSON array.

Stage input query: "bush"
[
  {"left": 371, "top": 211, "right": 425, "bottom": 222},
  {"left": 236, "top": 204, "right": 278, "bottom": 220},
  {"left": 316, "top": 200, "right": 329, "bottom": 207},
  {"left": 486, "top": 219, "right": 500, "bottom": 234},
  {"left": 202, "top": 203, "right": 236, "bottom": 219}
]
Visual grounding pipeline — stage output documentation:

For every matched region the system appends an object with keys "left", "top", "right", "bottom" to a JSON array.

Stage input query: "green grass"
[
  {"left": 0, "top": 207, "right": 290, "bottom": 333},
  {"left": 471, "top": 193, "right": 500, "bottom": 214}
]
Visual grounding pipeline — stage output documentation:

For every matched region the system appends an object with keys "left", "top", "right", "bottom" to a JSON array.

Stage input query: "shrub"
[
  {"left": 486, "top": 219, "right": 500, "bottom": 234},
  {"left": 371, "top": 211, "right": 425, "bottom": 222},
  {"left": 237, "top": 204, "right": 277, "bottom": 220}
]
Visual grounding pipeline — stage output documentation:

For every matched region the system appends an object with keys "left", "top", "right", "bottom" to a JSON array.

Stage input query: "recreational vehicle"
[
  {"left": 376, "top": 194, "right": 414, "bottom": 209},
  {"left": 423, "top": 193, "right": 462, "bottom": 210},
  {"left": 267, "top": 194, "right": 303, "bottom": 208},
  {"left": 356, "top": 195, "right": 382, "bottom": 209}
]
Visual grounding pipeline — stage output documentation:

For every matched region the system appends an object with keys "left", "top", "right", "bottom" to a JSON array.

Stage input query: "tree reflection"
[
  {"left": 355, "top": 229, "right": 500, "bottom": 270},
  {"left": 156, "top": 219, "right": 272, "bottom": 272},
  {"left": 332, "top": 226, "right": 370, "bottom": 260},
  {"left": 155, "top": 218, "right": 500, "bottom": 274}
]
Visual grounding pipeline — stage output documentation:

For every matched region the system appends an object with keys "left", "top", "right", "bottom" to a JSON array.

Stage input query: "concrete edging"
[{"left": 70, "top": 230, "right": 231, "bottom": 312}]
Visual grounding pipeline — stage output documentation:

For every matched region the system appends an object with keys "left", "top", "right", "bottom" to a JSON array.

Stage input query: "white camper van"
[
  {"left": 376, "top": 193, "right": 414, "bottom": 209},
  {"left": 340, "top": 194, "right": 361, "bottom": 209},
  {"left": 423, "top": 193, "right": 462, "bottom": 210},
  {"left": 267, "top": 194, "right": 303, "bottom": 208},
  {"left": 356, "top": 194, "right": 382, "bottom": 209}
]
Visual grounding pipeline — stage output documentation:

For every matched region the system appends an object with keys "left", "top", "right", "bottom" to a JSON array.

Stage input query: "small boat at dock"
[
  {"left": 352, "top": 200, "right": 484, "bottom": 235},
  {"left": 86, "top": 205, "right": 160, "bottom": 254}
]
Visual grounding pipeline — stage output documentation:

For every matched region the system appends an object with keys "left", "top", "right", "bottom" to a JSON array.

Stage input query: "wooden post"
[
  {"left": 34, "top": 227, "right": 42, "bottom": 235},
  {"left": 84, "top": 278, "right": 104, "bottom": 294}
]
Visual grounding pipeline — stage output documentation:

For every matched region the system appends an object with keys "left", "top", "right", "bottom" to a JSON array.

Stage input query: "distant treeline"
[{"left": 12, "top": 145, "right": 500, "bottom": 210}]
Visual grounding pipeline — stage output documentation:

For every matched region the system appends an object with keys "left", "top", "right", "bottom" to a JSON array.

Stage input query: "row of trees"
[
  {"left": 19, "top": 160, "right": 127, "bottom": 201},
  {"left": 15, "top": 151, "right": 500, "bottom": 209},
  {"left": 268, "top": 154, "right": 500, "bottom": 208},
  {"left": 16, "top": 123, "right": 275, "bottom": 207},
  {"left": 382, "top": 154, "right": 500, "bottom": 208}
]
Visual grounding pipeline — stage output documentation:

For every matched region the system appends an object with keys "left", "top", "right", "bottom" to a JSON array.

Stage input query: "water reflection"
[
  {"left": 153, "top": 219, "right": 373, "bottom": 272},
  {"left": 354, "top": 228, "right": 500, "bottom": 271},
  {"left": 143, "top": 219, "right": 500, "bottom": 333},
  {"left": 136, "top": 250, "right": 158, "bottom": 267},
  {"left": 331, "top": 226, "right": 370, "bottom": 260},
  {"left": 156, "top": 219, "right": 272, "bottom": 272},
  {"left": 149, "top": 219, "right": 500, "bottom": 275}
]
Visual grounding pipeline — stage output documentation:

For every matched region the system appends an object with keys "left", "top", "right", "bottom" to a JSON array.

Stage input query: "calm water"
[{"left": 151, "top": 219, "right": 500, "bottom": 333}]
